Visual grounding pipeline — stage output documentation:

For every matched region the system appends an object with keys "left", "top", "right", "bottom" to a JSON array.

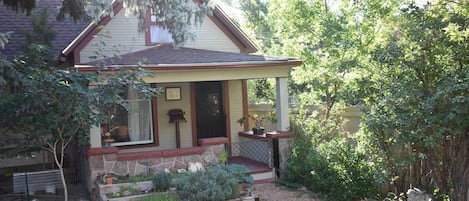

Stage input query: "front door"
[{"left": 195, "top": 81, "right": 226, "bottom": 140}]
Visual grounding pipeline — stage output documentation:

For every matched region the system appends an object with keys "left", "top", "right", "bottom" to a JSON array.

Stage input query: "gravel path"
[{"left": 251, "top": 183, "right": 321, "bottom": 201}]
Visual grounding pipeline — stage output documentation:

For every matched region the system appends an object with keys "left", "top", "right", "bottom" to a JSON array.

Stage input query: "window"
[
  {"left": 146, "top": 10, "right": 174, "bottom": 45},
  {"left": 105, "top": 87, "right": 154, "bottom": 146}
]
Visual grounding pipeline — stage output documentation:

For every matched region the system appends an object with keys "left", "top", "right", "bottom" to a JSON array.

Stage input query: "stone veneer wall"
[
  {"left": 278, "top": 138, "right": 292, "bottom": 177},
  {"left": 86, "top": 137, "right": 228, "bottom": 194}
]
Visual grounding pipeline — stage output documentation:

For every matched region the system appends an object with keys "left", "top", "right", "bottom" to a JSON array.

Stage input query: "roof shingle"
[
  {"left": 84, "top": 44, "right": 289, "bottom": 66},
  {"left": 0, "top": 0, "right": 89, "bottom": 60}
]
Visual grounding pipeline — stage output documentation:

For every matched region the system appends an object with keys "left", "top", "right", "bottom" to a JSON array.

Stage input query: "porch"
[{"left": 228, "top": 131, "right": 291, "bottom": 183}]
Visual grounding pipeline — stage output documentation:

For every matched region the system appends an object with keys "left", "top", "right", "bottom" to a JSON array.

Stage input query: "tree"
[
  {"left": 248, "top": 0, "right": 468, "bottom": 200},
  {"left": 0, "top": 46, "right": 158, "bottom": 200},
  {"left": 361, "top": 2, "right": 469, "bottom": 200},
  {"left": 1, "top": 0, "right": 212, "bottom": 46},
  {"left": 1, "top": 32, "right": 158, "bottom": 200}
]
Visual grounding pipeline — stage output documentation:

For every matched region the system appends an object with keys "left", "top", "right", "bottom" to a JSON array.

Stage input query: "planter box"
[
  {"left": 97, "top": 181, "right": 154, "bottom": 201},
  {"left": 100, "top": 192, "right": 157, "bottom": 201}
]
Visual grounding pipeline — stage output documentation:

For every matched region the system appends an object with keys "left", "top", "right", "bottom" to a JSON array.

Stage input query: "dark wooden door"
[{"left": 195, "top": 81, "right": 226, "bottom": 140}]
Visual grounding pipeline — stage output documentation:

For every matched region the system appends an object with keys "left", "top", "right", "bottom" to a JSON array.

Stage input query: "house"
[{"left": 2, "top": 0, "right": 302, "bottom": 198}]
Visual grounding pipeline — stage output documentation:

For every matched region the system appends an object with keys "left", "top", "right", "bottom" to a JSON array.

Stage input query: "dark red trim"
[
  {"left": 145, "top": 8, "right": 151, "bottom": 45},
  {"left": 198, "top": 137, "right": 229, "bottom": 146},
  {"left": 241, "top": 80, "right": 249, "bottom": 131},
  {"left": 87, "top": 147, "right": 119, "bottom": 157},
  {"left": 151, "top": 83, "right": 159, "bottom": 146},
  {"left": 116, "top": 147, "right": 204, "bottom": 161},
  {"left": 117, "top": 150, "right": 163, "bottom": 160},
  {"left": 190, "top": 82, "right": 198, "bottom": 146},
  {"left": 238, "top": 131, "right": 289, "bottom": 139},
  {"left": 162, "top": 147, "right": 204, "bottom": 157},
  {"left": 69, "top": 60, "right": 303, "bottom": 72},
  {"left": 223, "top": 81, "right": 231, "bottom": 144}
]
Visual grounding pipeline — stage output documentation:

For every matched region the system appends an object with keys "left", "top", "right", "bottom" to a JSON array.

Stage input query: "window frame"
[
  {"left": 145, "top": 9, "right": 174, "bottom": 45},
  {"left": 107, "top": 85, "right": 159, "bottom": 147}
]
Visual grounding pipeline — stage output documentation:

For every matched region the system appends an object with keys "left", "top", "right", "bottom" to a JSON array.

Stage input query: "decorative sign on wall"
[{"left": 165, "top": 87, "right": 181, "bottom": 100}]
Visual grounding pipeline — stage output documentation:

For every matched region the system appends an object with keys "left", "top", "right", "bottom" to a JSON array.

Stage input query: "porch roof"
[{"left": 73, "top": 44, "right": 302, "bottom": 71}]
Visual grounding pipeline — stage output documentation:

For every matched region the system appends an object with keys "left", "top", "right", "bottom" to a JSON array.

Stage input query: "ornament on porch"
[{"left": 167, "top": 109, "right": 187, "bottom": 148}]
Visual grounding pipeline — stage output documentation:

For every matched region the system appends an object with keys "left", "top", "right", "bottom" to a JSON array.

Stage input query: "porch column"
[
  {"left": 90, "top": 126, "right": 102, "bottom": 148},
  {"left": 275, "top": 77, "right": 289, "bottom": 132}
]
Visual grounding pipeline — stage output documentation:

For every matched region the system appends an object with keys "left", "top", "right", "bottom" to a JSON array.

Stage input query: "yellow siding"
[
  {"left": 155, "top": 83, "right": 192, "bottom": 149},
  {"left": 80, "top": 11, "right": 147, "bottom": 63},
  {"left": 80, "top": 14, "right": 241, "bottom": 63},
  {"left": 184, "top": 16, "right": 240, "bottom": 53},
  {"left": 144, "top": 66, "right": 290, "bottom": 83}
]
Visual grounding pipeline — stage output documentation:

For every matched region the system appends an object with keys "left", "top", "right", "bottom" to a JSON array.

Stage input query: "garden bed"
[{"left": 98, "top": 181, "right": 156, "bottom": 201}]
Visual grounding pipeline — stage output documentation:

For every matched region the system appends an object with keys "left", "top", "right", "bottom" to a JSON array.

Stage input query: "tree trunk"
[{"left": 52, "top": 148, "right": 68, "bottom": 201}]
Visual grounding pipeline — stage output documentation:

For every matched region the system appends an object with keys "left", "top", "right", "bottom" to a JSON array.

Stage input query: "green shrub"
[
  {"left": 284, "top": 119, "right": 379, "bottom": 201},
  {"left": 137, "top": 193, "right": 179, "bottom": 201},
  {"left": 219, "top": 164, "right": 254, "bottom": 185},
  {"left": 152, "top": 172, "right": 172, "bottom": 192},
  {"left": 125, "top": 174, "right": 153, "bottom": 183},
  {"left": 174, "top": 165, "right": 240, "bottom": 201}
]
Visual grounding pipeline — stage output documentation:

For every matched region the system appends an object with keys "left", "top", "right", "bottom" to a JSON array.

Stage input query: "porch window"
[
  {"left": 146, "top": 10, "right": 174, "bottom": 45},
  {"left": 106, "top": 87, "right": 154, "bottom": 146}
]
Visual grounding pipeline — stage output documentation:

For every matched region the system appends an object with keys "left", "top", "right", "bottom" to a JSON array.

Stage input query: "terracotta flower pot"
[{"left": 105, "top": 177, "right": 113, "bottom": 184}]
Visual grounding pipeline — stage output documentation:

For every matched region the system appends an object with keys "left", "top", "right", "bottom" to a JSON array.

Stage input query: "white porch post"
[
  {"left": 90, "top": 126, "right": 102, "bottom": 147},
  {"left": 276, "top": 77, "right": 289, "bottom": 132}
]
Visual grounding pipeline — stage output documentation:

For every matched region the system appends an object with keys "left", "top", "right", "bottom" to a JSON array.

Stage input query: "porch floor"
[{"left": 228, "top": 156, "right": 271, "bottom": 174}]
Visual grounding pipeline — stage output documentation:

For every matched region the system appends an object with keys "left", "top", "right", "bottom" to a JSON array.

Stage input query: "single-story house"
[{"left": 2, "top": 0, "right": 302, "bottom": 198}]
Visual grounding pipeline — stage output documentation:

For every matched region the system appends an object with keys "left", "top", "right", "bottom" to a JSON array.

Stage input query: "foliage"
[
  {"left": 0, "top": 43, "right": 158, "bottom": 201},
  {"left": 174, "top": 165, "right": 246, "bottom": 201},
  {"left": 137, "top": 193, "right": 179, "bottom": 201},
  {"left": 125, "top": 174, "right": 154, "bottom": 183},
  {"left": 238, "top": 109, "right": 276, "bottom": 129},
  {"left": 219, "top": 164, "right": 254, "bottom": 185},
  {"left": 218, "top": 149, "right": 228, "bottom": 165},
  {"left": 240, "top": 0, "right": 469, "bottom": 200},
  {"left": 0, "top": 31, "right": 13, "bottom": 50},
  {"left": 151, "top": 172, "right": 171, "bottom": 192},
  {"left": 355, "top": 2, "right": 469, "bottom": 200},
  {"left": 284, "top": 117, "right": 379, "bottom": 201}
]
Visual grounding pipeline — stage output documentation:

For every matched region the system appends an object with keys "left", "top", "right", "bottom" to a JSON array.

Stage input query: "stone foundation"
[{"left": 86, "top": 137, "right": 228, "bottom": 197}]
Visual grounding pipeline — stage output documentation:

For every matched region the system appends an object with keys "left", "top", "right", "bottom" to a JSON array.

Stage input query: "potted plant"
[{"left": 238, "top": 112, "right": 276, "bottom": 135}]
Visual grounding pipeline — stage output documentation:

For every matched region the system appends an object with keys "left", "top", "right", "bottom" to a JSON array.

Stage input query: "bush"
[
  {"left": 219, "top": 164, "right": 254, "bottom": 185},
  {"left": 137, "top": 193, "right": 179, "bottom": 201},
  {"left": 174, "top": 165, "right": 241, "bottom": 201},
  {"left": 284, "top": 119, "right": 379, "bottom": 201},
  {"left": 152, "top": 172, "right": 171, "bottom": 192}
]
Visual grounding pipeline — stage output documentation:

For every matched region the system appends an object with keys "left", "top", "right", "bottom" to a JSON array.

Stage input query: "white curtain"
[
  {"left": 150, "top": 25, "right": 174, "bottom": 43},
  {"left": 127, "top": 89, "right": 152, "bottom": 142}
]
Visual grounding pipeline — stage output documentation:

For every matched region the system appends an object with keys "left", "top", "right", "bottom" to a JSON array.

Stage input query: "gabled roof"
[
  {"left": 62, "top": 2, "right": 258, "bottom": 57},
  {"left": 84, "top": 44, "right": 280, "bottom": 66},
  {"left": 0, "top": 0, "right": 89, "bottom": 60},
  {"left": 74, "top": 44, "right": 302, "bottom": 72}
]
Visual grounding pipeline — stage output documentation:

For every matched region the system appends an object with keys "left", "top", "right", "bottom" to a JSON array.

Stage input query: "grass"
[{"left": 137, "top": 193, "right": 179, "bottom": 201}]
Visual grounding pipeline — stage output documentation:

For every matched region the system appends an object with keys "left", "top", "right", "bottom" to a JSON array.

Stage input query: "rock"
[
  {"left": 407, "top": 188, "right": 432, "bottom": 201},
  {"left": 297, "top": 186, "right": 308, "bottom": 192}
]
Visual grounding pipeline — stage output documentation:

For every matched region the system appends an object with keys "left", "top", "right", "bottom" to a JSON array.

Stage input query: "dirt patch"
[{"left": 251, "top": 183, "right": 321, "bottom": 201}]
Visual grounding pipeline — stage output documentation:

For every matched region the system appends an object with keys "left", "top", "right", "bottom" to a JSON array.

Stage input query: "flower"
[
  {"left": 238, "top": 112, "right": 273, "bottom": 128},
  {"left": 248, "top": 113, "right": 265, "bottom": 128}
]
